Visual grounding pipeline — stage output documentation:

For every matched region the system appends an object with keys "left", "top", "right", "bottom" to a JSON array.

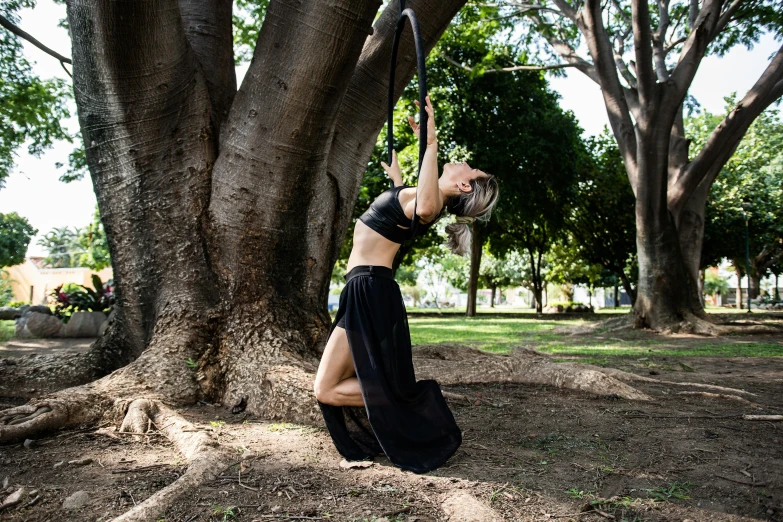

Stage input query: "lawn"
[{"left": 406, "top": 314, "right": 783, "bottom": 358}]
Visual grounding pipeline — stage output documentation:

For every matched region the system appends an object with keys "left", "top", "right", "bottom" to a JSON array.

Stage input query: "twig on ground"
[
  {"left": 714, "top": 474, "right": 767, "bottom": 487},
  {"left": 111, "top": 464, "right": 169, "bottom": 474}
]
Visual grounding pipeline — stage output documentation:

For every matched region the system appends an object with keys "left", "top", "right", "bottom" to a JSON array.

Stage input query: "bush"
[
  {"left": 7, "top": 301, "right": 28, "bottom": 308},
  {"left": 50, "top": 274, "right": 114, "bottom": 321}
]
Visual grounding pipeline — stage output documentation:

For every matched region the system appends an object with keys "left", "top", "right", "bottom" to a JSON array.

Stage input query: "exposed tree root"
[
  {"left": 0, "top": 391, "right": 109, "bottom": 444},
  {"left": 599, "top": 367, "right": 757, "bottom": 397},
  {"left": 0, "top": 353, "right": 102, "bottom": 399},
  {"left": 676, "top": 391, "right": 758, "bottom": 406},
  {"left": 601, "top": 312, "right": 725, "bottom": 335},
  {"left": 110, "top": 399, "right": 233, "bottom": 522},
  {"left": 412, "top": 345, "right": 652, "bottom": 401}
]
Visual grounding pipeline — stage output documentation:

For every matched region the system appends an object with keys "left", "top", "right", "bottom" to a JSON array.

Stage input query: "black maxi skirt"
[{"left": 317, "top": 265, "right": 462, "bottom": 473}]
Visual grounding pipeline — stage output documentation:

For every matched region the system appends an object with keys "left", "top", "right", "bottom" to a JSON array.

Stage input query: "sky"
[{"left": 1, "top": 0, "right": 781, "bottom": 257}]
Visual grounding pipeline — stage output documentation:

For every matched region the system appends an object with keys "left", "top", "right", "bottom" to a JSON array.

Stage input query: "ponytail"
[
  {"left": 443, "top": 174, "right": 499, "bottom": 256},
  {"left": 445, "top": 216, "right": 475, "bottom": 256}
]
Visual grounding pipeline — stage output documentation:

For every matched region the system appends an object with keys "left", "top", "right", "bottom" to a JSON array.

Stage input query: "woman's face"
[{"left": 443, "top": 161, "right": 487, "bottom": 194}]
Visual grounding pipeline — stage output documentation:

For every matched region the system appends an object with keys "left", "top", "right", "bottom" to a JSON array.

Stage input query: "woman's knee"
[{"left": 313, "top": 375, "right": 338, "bottom": 405}]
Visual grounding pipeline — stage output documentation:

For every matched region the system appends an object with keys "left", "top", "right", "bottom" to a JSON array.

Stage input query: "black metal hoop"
[
  {"left": 387, "top": 7, "right": 428, "bottom": 176},
  {"left": 387, "top": 3, "right": 428, "bottom": 238}
]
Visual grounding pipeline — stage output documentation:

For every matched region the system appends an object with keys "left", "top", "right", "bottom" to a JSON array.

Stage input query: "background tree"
[
  {"left": 73, "top": 206, "right": 112, "bottom": 271},
  {"left": 545, "top": 241, "right": 604, "bottom": 305},
  {"left": 36, "top": 226, "right": 78, "bottom": 268},
  {"left": 697, "top": 103, "right": 783, "bottom": 301},
  {"left": 479, "top": 250, "right": 526, "bottom": 307},
  {"left": 0, "top": 0, "right": 72, "bottom": 187},
  {"left": 0, "top": 211, "right": 36, "bottom": 267},
  {"left": 470, "top": 0, "right": 783, "bottom": 331},
  {"left": 703, "top": 270, "right": 729, "bottom": 304},
  {"left": 567, "top": 129, "right": 638, "bottom": 303},
  {"left": 421, "top": 7, "right": 586, "bottom": 313}
]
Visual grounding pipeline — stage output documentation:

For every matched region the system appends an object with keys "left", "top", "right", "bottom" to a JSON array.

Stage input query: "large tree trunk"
[
  {"left": 749, "top": 273, "right": 761, "bottom": 300},
  {"left": 734, "top": 263, "right": 744, "bottom": 310},
  {"left": 617, "top": 270, "right": 635, "bottom": 306},
  {"left": 466, "top": 222, "right": 483, "bottom": 317}
]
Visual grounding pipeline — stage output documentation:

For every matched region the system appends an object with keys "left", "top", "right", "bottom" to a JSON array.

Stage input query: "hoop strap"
[{"left": 387, "top": 3, "right": 428, "bottom": 240}]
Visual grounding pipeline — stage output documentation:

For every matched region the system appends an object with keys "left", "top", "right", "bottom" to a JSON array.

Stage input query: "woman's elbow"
[{"left": 416, "top": 204, "right": 438, "bottom": 220}]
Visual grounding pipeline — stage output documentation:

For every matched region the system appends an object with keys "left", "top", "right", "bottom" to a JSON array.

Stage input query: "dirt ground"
[{"left": 1, "top": 320, "right": 782, "bottom": 522}]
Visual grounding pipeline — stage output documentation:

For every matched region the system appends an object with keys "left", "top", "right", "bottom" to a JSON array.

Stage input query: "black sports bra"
[{"left": 358, "top": 185, "right": 443, "bottom": 244}]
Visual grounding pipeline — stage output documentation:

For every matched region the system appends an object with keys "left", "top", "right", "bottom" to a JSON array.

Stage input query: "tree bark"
[
  {"left": 617, "top": 270, "right": 635, "bottom": 306},
  {"left": 749, "top": 273, "right": 761, "bottom": 300},
  {"left": 735, "top": 263, "right": 743, "bottom": 310},
  {"left": 466, "top": 222, "right": 484, "bottom": 317},
  {"left": 490, "top": 286, "right": 496, "bottom": 307}
]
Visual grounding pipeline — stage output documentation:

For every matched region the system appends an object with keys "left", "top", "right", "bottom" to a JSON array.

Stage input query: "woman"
[{"left": 313, "top": 94, "right": 499, "bottom": 473}]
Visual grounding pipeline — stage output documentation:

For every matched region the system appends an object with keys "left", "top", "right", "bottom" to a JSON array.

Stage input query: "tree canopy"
[
  {"left": 0, "top": 0, "right": 72, "bottom": 187},
  {"left": 0, "top": 211, "right": 36, "bottom": 267},
  {"left": 695, "top": 101, "right": 783, "bottom": 289}
]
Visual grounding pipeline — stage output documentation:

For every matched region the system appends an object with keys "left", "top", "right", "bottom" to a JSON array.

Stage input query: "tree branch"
[
  {"left": 631, "top": 0, "right": 657, "bottom": 107},
  {"left": 666, "top": 0, "right": 722, "bottom": 112},
  {"left": 177, "top": 0, "right": 236, "bottom": 131},
  {"left": 550, "top": 0, "right": 579, "bottom": 22},
  {"left": 444, "top": 55, "right": 578, "bottom": 73},
  {"left": 713, "top": 0, "right": 744, "bottom": 39},
  {"left": 581, "top": 0, "right": 638, "bottom": 186},
  {"left": 669, "top": 44, "right": 783, "bottom": 214},
  {"left": 530, "top": 14, "right": 599, "bottom": 83},
  {"left": 652, "top": 0, "right": 671, "bottom": 81},
  {"left": 0, "top": 13, "right": 72, "bottom": 66},
  {"left": 688, "top": 0, "right": 699, "bottom": 29},
  {"left": 614, "top": 34, "right": 638, "bottom": 89}
]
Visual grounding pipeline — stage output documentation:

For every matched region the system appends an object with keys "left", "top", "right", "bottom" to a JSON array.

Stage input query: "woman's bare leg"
[{"left": 313, "top": 326, "right": 365, "bottom": 407}]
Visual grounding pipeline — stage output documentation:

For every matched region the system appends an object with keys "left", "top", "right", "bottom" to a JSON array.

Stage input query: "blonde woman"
[{"left": 314, "top": 95, "right": 499, "bottom": 473}]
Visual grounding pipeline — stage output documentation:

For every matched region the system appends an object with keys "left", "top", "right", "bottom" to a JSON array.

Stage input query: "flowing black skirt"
[{"left": 317, "top": 265, "right": 462, "bottom": 473}]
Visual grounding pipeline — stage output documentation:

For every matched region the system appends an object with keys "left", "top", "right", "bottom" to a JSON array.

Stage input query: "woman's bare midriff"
[
  {"left": 346, "top": 187, "right": 439, "bottom": 272},
  {"left": 345, "top": 220, "right": 404, "bottom": 271}
]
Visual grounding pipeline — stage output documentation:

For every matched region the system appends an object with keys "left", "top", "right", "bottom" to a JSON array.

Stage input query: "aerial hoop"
[
  {"left": 386, "top": 0, "right": 429, "bottom": 237},
  {"left": 387, "top": 2, "right": 428, "bottom": 178}
]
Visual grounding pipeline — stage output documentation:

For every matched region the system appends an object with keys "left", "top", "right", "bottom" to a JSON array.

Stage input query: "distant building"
[{"left": 3, "top": 257, "right": 113, "bottom": 305}]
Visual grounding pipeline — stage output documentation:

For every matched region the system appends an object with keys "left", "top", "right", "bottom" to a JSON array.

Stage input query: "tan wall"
[{"left": 3, "top": 259, "right": 113, "bottom": 305}]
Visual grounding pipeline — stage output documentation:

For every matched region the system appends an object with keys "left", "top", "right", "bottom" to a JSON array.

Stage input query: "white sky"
[{"left": 1, "top": 0, "right": 780, "bottom": 257}]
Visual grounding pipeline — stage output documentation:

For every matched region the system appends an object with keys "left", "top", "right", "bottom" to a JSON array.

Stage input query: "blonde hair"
[{"left": 444, "top": 173, "right": 499, "bottom": 256}]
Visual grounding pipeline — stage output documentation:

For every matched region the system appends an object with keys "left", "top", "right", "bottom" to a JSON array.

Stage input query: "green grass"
[
  {"left": 0, "top": 320, "right": 13, "bottom": 343},
  {"left": 403, "top": 315, "right": 782, "bottom": 358},
  {"left": 537, "top": 340, "right": 783, "bottom": 358},
  {"left": 408, "top": 316, "right": 586, "bottom": 353}
]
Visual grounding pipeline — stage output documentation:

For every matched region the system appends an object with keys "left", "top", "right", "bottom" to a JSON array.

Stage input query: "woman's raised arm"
[{"left": 407, "top": 94, "right": 441, "bottom": 219}]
